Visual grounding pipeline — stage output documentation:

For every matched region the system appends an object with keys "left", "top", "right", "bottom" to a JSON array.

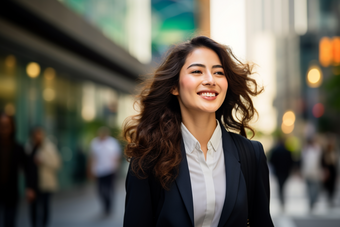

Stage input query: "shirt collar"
[
  {"left": 181, "top": 120, "right": 222, "bottom": 154},
  {"left": 209, "top": 120, "right": 222, "bottom": 152}
]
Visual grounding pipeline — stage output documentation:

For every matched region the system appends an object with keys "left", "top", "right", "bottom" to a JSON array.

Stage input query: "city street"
[
  {"left": 271, "top": 173, "right": 340, "bottom": 227},
  {"left": 1, "top": 1, "right": 340, "bottom": 227},
  {"left": 16, "top": 162, "right": 340, "bottom": 227},
  {"left": 17, "top": 164, "right": 129, "bottom": 227}
]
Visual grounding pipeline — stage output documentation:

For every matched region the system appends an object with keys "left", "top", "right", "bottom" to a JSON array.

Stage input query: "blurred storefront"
[
  {"left": 243, "top": 0, "right": 340, "bottom": 154},
  {"left": 0, "top": 0, "right": 149, "bottom": 189},
  {"left": 299, "top": 0, "right": 340, "bottom": 136},
  {"left": 244, "top": 0, "right": 302, "bottom": 151}
]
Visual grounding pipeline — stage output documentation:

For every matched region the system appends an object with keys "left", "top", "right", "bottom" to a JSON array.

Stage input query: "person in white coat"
[{"left": 25, "top": 127, "right": 60, "bottom": 227}]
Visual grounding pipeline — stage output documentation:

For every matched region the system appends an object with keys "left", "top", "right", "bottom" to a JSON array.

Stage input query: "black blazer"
[{"left": 124, "top": 125, "right": 273, "bottom": 227}]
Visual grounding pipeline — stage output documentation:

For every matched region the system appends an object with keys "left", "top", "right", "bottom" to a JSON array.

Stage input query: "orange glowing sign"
[
  {"left": 333, "top": 37, "right": 340, "bottom": 65},
  {"left": 319, "top": 36, "right": 340, "bottom": 67},
  {"left": 319, "top": 37, "right": 332, "bottom": 67}
]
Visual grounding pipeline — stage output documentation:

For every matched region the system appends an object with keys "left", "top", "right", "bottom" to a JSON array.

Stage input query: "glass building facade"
[
  {"left": 0, "top": 0, "right": 198, "bottom": 190},
  {"left": 0, "top": 50, "right": 136, "bottom": 189},
  {"left": 59, "top": 0, "right": 129, "bottom": 50},
  {"left": 0, "top": 0, "right": 145, "bottom": 190}
]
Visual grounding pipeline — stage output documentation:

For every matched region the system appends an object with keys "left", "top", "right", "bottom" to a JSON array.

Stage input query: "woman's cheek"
[
  {"left": 219, "top": 77, "right": 228, "bottom": 90},
  {"left": 180, "top": 75, "right": 196, "bottom": 91}
]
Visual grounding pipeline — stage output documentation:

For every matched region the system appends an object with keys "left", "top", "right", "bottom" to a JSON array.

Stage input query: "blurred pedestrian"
[
  {"left": 25, "top": 127, "right": 60, "bottom": 227},
  {"left": 0, "top": 113, "right": 27, "bottom": 227},
  {"left": 301, "top": 136, "right": 323, "bottom": 211},
  {"left": 269, "top": 135, "right": 293, "bottom": 210},
  {"left": 321, "top": 137, "right": 338, "bottom": 207},
  {"left": 89, "top": 127, "right": 121, "bottom": 216}
]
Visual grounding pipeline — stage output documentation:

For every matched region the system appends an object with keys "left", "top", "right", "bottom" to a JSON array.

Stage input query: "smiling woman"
[
  {"left": 172, "top": 47, "right": 228, "bottom": 114},
  {"left": 123, "top": 36, "right": 273, "bottom": 227}
]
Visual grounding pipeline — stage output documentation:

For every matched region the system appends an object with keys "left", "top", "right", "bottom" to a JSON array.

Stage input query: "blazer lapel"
[
  {"left": 218, "top": 126, "right": 242, "bottom": 227},
  {"left": 175, "top": 140, "right": 194, "bottom": 226}
]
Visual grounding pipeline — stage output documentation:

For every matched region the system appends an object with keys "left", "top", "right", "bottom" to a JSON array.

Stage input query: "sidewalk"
[
  {"left": 17, "top": 177, "right": 126, "bottom": 227},
  {"left": 270, "top": 173, "right": 340, "bottom": 227}
]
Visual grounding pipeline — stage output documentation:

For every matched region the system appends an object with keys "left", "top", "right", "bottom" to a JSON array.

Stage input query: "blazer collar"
[
  {"left": 175, "top": 124, "right": 242, "bottom": 227},
  {"left": 218, "top": 124, "right": 242, "bottom": 227},
  {"left": 175, "top": 139, "right": 194, "bottom": 226}
]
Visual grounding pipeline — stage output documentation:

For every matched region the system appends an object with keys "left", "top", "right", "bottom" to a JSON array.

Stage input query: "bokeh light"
[
  {"left": 43, "top": 88, "right": 56, "bottom": 102},
  {"left": 44, "top": 67, "right": 56, "bottom": 80},
  {"left": 281, "top": 122, "right": 294, "bottom": 134},
  {"left": 284, "top": 136, "right": 301, "bottom": 160},
  {"left": 312, "top": 103, "right": 324, "bottom": 118},
  {"left": 282, "top": 111, "right": 296, "bottom": 126},
  {"left": 5, "top": 55, "right": 16, "bottom": 68},
  {"left": 81, "top": 105, "right": 95, "bottom": 121},
  {"left": 306, "top": 66, "right": 322, "bottom": 88},
  {"left": 26, "top": 62, "right": 41, "bottom": 78},
  {"left": 281, "top": 111, "right": 296, "bottom": 134}
]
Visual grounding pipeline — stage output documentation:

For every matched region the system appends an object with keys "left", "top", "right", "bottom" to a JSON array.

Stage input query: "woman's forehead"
[{"left": 183, "top": 47, "right": 222, "bottom": 67}]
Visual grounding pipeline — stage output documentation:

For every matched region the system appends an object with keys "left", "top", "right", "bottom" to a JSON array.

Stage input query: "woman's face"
[{"left": 172, "top": 47, "right": 228, "bottom": 116}]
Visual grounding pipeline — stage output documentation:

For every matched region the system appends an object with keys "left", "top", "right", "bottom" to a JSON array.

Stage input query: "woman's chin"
[{"left": 197, "top": 107, "right": 220, "bottom": 114}]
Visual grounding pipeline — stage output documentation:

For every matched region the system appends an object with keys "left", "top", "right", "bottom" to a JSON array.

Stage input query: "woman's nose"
[{"left": 202, "top": 71, "right": 216, "bottom": 86}]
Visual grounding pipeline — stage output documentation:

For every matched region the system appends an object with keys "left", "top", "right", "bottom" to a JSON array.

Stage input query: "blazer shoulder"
[
  {"left": 227, "top": 131, "right": 259, "bottom": 151},
  {"left": 250, "top": 140, "right": 266, "bottom": 162},
  {"left": 228, "top": 131, "right": 250, "bottom": 142},
  {"left": 227, "top": 131, "right": 266, "bottom": 163}
]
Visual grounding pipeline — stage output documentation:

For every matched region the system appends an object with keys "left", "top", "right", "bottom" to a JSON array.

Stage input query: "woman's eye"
[
  {"left": 215, "top": 71, "right": 225, "bottom": 75},
  {"left": 191, "top": 70, "right": 202, "bottom": 74}
]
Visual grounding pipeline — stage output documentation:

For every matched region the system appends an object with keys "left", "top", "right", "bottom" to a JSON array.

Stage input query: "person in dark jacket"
[
  {"left": 321, "top": 137, "right": 338, "bottom": 207},
  {"left": 0, "top": 113, "right": 28, "bottom": 227},
  {"left": 123, "top": 36, "right": 273, "bottom": 227},
  {"left": 269, "top": 136, "right": 294, "bottom": 209}
]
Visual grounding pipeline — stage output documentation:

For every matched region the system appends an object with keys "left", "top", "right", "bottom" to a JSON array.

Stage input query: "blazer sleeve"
[
  {"left": 251, "top": 141, "right": 274, "bottom": 227},
  {"left": 124, "top": 164, "right": 154, "bottom": 227}
]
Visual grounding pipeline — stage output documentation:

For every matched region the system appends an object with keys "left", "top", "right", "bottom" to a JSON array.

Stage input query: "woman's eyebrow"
[
  {"left": 212, "top": 65, "right": 223, "bottom": 68},
  {"left": 187, "top": 64, "right": 223, "bottom": 69},
  {"left": 187, "top": 63, "right": 205, "bottom": 69}
]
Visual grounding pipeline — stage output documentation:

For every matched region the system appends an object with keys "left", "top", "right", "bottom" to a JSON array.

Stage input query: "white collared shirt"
[{"left": 181, "top": 121, "right": 226, "bottom": 227}]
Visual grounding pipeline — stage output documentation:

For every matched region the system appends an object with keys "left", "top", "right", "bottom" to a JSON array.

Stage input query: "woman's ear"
[{"left": 171, "top": 86, "right": 179, "bottom": 96}]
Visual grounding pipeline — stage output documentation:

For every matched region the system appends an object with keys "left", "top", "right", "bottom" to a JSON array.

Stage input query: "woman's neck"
[{"left": 181, "top": 111, "right": 217, "bottom": 157}]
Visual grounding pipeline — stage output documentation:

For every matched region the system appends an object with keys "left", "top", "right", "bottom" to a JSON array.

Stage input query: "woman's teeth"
[{"left": 199, "top": 92, "right": 216, "bottom": 97}]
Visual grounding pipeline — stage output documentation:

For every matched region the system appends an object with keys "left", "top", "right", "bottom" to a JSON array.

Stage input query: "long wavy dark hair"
[{"left": 123, "top": 36, "right": 263, "bottom": 189}]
